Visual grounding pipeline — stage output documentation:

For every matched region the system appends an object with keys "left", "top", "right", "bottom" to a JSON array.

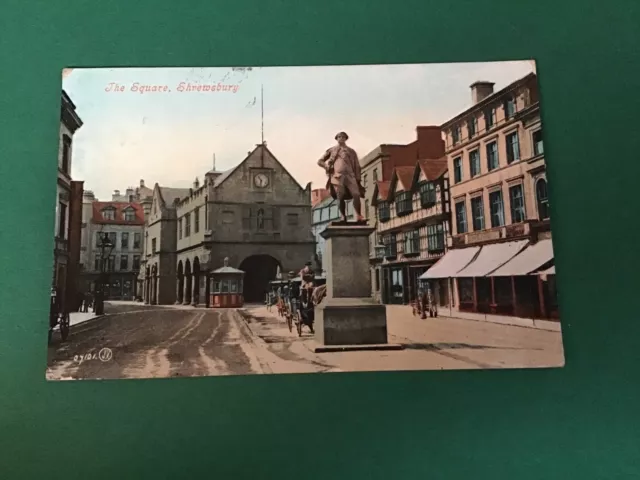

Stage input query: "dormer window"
[
  {"left": 123, "top": 208, "right": 136, "bottom": 222},
  {"left": 419, "top": 182, "right": 436, "bottom": 208},
  {"left": 395, "top": 191, "right": 413, "bottom": 216},
  {"left": 378, "top": 201, "right": 390, "bottom": 222},
  {"left": 102, "top": 207, "right": 116, "bottom": 220}
]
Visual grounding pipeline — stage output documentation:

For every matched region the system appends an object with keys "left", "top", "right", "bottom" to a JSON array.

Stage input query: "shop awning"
[
  {"left": 533, "top": 265, "right": 556, "bottom": 275},
  {"left": 489, "top": 239, "right": 554, "bottom": 277},
  {"left": 419, "top": 246, "right": 480, "bottom": 279},
  {"left": 455, "top": 240, "right": 528, "bottom": 278}
]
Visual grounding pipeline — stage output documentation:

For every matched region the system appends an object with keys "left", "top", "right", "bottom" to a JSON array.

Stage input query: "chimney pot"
[{"left": 470, "top": 81, "right": 495, "bottom": 105}]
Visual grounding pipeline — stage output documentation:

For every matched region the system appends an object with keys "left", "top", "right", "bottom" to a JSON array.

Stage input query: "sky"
[{"left": 62, "top": 61, "right": 535, "bottom": 200}]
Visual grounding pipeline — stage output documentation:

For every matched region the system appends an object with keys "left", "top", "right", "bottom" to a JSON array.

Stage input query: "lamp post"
[
  {"left": 94, "top": 232, "right": 114, "bottom": 315},
  {"left": 374, "top": 243, "right": 386, "bottom": 259}
]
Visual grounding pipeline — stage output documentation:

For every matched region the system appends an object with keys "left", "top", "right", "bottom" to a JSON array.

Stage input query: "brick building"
[
  {"left": 53, "top": 90, "right": 84, "bottom": 311},
  {"left": 422, "top": 72, "right": 557, "bottom": 320}
]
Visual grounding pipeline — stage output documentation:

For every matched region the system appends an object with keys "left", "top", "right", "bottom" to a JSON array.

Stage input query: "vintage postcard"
[{"left": 47, "top": 61, "right": 563, "bottom": 381}]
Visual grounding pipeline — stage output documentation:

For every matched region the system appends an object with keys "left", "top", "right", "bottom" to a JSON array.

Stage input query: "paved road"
[
  {"left": 47, "top": 303, "right": 270, "bottom": 380},
  {"left": 46, "top": 302, "right": 564, "bottom": 381}
]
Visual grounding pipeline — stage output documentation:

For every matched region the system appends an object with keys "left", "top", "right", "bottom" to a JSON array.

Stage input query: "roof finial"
[
  {"left": 213, "top": 153, "right": 216, "bottom": 171},
  {"left": 223, "top": 257, "right": 229, "bottom": 267}
]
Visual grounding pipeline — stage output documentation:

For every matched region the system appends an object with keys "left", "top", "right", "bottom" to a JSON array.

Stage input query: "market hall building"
[
  {"left": 422, "top": 72, "right": 557, "bottom": 321},
  {"left": 141, "top": 143, "right": 315, "bottom": 305}
]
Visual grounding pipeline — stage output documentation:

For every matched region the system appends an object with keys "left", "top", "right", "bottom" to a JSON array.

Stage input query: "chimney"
[
  {"left": 83, "top": 190, "right": 96, "bottom": 202},
  {"left": 415, "top": 126, "right": 446, "bottom": 159},
  {"left": 140, "top": 179, "right": 145, "bottom": 188},
  {"left": 470, "top": 81, "right": 495, "bottom": 104},
  {"left": 193, "top": 177, "right": 200, "bottom": 189}
]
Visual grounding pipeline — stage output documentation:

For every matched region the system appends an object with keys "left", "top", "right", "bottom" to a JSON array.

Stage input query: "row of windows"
[
  {"left": 312, "top": 201, "right": 356, "bottom": 224},
  {"left": 95, "top": 231, "right": 142, "bottom": 250},
  {"left": 377, "top": 181, "right": 438, "bottom": 223},
  {"left": 178, "top": 207, "right": 201, "bottom": 239},
  {"left": 379, "top": 224, "right": 445, "bottom": 258},
  {"left": 101, "top": 207, "right": 137, "bottom": 222},
  {"left": 450, "top": 96, "right": 518, "bottom": 147},
  {"left": 452, "top": 129, "right": 543, "bottom": 184},
  {"left": 454, "top": 178, "right": 549, "bottom": 234},
  {"left": 94, "top": 254, "right": 141, "bottom": 272}
]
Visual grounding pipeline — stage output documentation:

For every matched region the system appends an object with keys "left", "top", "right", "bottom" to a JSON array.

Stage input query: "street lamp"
[
  {"left": 94, "top": 232, "right": 114, "bottom": 315},
  {"left": 374, "top": 243, "right": 386, "bottom": 259}
]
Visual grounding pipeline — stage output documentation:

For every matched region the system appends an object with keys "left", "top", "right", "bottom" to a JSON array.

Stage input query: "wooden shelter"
[{"left": 209, "top": 257, "right": 245, "bottom": 308}]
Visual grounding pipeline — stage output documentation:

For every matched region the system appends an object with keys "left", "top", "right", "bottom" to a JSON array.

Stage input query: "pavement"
[{"left": 45, "top": 301, "right": 564, "bottom": 381}]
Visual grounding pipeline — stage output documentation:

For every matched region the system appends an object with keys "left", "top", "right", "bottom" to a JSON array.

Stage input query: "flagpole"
[{"left": 260, "top": 83, "right": 264, "bottom": 167}]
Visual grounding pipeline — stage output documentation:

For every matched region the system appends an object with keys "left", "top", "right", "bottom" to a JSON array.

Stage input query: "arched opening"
[
  {"left": 176, "top": 261, "right": 184, "bottom": 304},
  {"left": 184, "top": 259, "right": 192, "bottom": 305},
  {"left": 193, "top": 257, "right": 201, "bottom": 305},
  {"left": 239, "top": 255, "right": 281, "bottom": 302},
  {"left": 536, "top": 178, "right": 549, "bottom": 220}
]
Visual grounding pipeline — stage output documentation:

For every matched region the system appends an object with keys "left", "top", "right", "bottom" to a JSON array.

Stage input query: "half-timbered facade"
[{"left": 371, "top": 158, "right": 450, "bottom": 305}]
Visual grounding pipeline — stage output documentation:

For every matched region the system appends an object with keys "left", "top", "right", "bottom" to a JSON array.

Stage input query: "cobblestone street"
[{"left": 46, "top": 301, "right": 563, "bottom": 380}]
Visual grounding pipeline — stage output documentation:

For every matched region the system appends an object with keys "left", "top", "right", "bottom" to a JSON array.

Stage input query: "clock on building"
[{"left": 254, "top": 173, "right": 269, "bottom": 188}]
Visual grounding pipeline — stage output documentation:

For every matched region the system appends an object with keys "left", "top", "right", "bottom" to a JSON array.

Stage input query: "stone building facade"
[
  {"left": 423, "top": 72, "right": 557, "bottom": 320},
  {"left": 143, "top": 185, "right": 190, "bottom": 305},
  {"left": 141, "top": 143, "right": 315, "bottom": 305},
  {"left": 78, "top": 197, "right": 145, "bottom": 300}
]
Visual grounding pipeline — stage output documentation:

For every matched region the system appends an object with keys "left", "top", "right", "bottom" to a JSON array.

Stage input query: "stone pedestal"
[{"left": 314, "top": 222, "right": 401, "bottom": 352}]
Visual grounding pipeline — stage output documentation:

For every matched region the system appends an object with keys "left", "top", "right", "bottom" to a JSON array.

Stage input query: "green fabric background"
[{"left": 1, "top": 0, "right": 639, "bottom": 478}]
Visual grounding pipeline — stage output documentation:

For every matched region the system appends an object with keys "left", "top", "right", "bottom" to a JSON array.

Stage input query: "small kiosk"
[{"left": 209, "top": 257, "right": 245, "bottom": 308}]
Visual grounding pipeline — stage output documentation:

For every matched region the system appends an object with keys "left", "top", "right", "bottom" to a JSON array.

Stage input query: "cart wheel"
[
  {"left": 60, "top": 313, "right": 70, "bottom": 341},
  {"left": 296, "top": 319, "right": 302, "bottom": 337},
  {"left": 287, "top": 314, "right": 293, "bottom": 332}
]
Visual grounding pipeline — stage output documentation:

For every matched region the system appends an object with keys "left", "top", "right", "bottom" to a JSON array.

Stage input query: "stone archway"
[
  {"left": 184, "top": 259, "right": 192, "bottom": 305},
  {"left": 238, "top": 254, "right": 281, "bottom": 303},
  {"left": 193, "top": 257, "right": 201, "bottom": 305},
  {"left": 176, "top": 260, "right": 184, "bottom": 304}
]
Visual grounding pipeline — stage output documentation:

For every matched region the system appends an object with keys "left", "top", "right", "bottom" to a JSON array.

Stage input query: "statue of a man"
[{"left": 317, "top": 132, "right": 365, "bottom": 222}]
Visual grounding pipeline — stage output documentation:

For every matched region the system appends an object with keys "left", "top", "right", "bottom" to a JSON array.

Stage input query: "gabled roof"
[
  {"left": 92, "top": 202, "right": 144, "bottom": 225},
  {"left": 389, "top": 166, "right": 415, "bottom": 198},
  {"left": 372, "top": 181, "right": 391, "bottom": 205},
  {"left": 212, "top": 168, "right": 235, "bottom": 187},
  {"left": 413, "top": 157, "right": 448, "bottom": 187},
  {"left": 157, "top": 186, "right": 191, "bottom": 208},
  {"left": 213, "top": 143, "right": 306, "bottom": 192}
]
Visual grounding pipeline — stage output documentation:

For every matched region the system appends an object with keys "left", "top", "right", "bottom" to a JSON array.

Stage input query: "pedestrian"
[
  {"left": 84, "top": 293, "right": 91, "bottom": 313},
  {"left": 77, "top": 291, "right": 85, "bottom": 312}
]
